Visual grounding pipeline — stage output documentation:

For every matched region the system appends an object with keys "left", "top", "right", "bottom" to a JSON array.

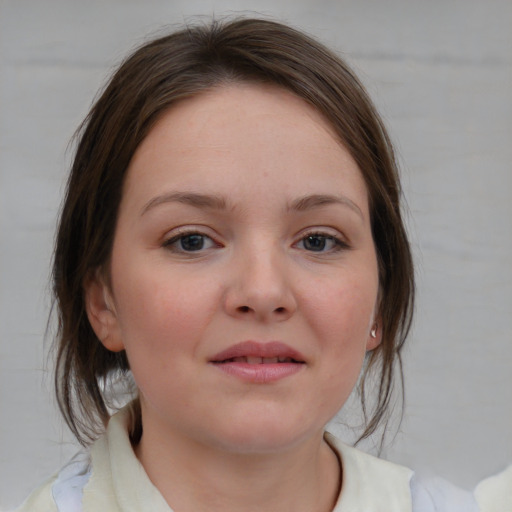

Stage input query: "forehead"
[
  {"left": 137, "top": 83, "right": 341, "bottom": 154},
  {"left": 122, "top": 83, "right": 369, "bottom": 214}
]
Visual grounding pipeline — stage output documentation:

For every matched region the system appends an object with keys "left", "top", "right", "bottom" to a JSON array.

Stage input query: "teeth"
[
  {"left": 225, "top": 356, "right": 295, "bottom": 364},
  {"left": 246, "top": 356, "right": 263, "bottom": 364}
]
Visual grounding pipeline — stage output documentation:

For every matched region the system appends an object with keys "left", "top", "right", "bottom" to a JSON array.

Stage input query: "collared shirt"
[{"left": 16, "top": 407, "right": 483, "bottom": 512}]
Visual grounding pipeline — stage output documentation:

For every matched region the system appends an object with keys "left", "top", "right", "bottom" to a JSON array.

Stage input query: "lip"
[
  {"left": 209, "top": 341, "right": 306, "bottom": 383},
  {"left": 210, "top": 341, "right": 305, "bottom": 363}
]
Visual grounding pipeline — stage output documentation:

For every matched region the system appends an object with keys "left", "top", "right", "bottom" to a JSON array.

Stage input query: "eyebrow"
[
  {"left": 288, "top": 194, "right": 364, "bottom": 220},
  {"left": 140, "top": 191, "right": 364, "bottom": 220},
  {"left": 141, "top": 192, "right": 228, "bottom": 216}
]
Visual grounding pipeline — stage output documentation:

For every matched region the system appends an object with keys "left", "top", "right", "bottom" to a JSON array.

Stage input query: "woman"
[{"left": 17, "top": 17, "right": 480, "bottom": 512}]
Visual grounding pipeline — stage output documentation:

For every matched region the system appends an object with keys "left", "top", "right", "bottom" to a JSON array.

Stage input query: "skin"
[{"left": 86, "top": 83, "right": 381, "bottom": 512}]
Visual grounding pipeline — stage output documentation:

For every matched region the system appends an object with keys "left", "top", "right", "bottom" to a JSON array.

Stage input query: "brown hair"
[{"left": 53, "top": 17, "right": 414, "bottom": 446}]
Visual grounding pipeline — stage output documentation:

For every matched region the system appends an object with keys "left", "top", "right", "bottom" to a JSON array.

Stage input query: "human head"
[{"left": 53, "top": 17, "right": 414, "bottom": 445}]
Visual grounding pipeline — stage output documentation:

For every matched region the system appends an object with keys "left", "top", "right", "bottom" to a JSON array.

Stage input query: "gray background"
[{"left": 1, "top": 0, "right": 511, "bottom": 509}]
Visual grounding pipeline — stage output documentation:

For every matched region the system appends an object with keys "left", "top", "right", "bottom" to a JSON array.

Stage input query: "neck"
[{"left": 135, "top": 416, "right": 341, "bottom": 512}]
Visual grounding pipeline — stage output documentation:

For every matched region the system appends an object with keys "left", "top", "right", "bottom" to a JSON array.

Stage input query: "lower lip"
[{"left": 211, "top": 362, "right": 304, "bottom": 383}]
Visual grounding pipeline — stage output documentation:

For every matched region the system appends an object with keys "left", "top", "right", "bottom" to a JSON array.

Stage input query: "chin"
[{"left": 205, "top": 416, "right": 323, "bottom": 455}]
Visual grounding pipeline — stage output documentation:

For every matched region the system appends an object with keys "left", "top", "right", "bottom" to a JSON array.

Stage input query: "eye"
[
  {"left": 296, "top": 233, "right": 347, "bottom": 253},
  {"left": 163, "top": 232, "right": 217, "bottom": 253}
]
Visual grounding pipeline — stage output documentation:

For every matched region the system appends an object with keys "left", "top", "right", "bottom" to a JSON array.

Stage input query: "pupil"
[
  {"left": 181, "top": 234, "right": 204, "bottom": 251},
  {"left": 305, "top": 236, "right": 326, "bottom": 251}
]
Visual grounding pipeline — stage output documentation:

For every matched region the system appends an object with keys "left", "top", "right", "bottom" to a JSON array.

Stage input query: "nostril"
[
  {"left": 238, "top": 306, "right": 251, "bottom": 313},
  {"left": 275, "top": 307, "right": 286, "bottom": 313}
]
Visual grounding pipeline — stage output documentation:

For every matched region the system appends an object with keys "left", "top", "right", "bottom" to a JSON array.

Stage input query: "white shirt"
[{"left": 15, "top": 407, "right": 485, "bottom": 512}]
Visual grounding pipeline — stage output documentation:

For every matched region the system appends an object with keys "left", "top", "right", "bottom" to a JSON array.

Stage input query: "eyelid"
[
  {"left": 162, "top": 225, "right": 217, "bottom": 241},
  {"left": 161, "top": 226, "right": 222, "bottom": 252},
  {"left": 294, "top": 228, "right": 351, "bottom": 252},
  {"left": 298, "top": 227, "right": 349, "bottom": 243}
]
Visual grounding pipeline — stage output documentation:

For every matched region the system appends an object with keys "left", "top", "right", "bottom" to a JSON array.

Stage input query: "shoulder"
[
  {"left": 325, "top": 432, "right": 414, "bottom": 511},
  {"left": 14, "top": 451, "right": 91, "bottom": 512},
  {"left": 14, "top": 475, "right": 58, "bottom": 512},
  {"left": 475, "top": 464, "right": 512, "bottom": 512},
  {"left": 325, "top": 432, "right": 482, "bottom": 512},
  {"left": 410, "top": 473, "right": 479, "bottom": 512}
]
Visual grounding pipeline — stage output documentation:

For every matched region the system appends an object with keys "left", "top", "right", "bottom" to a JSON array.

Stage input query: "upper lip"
[{"left": 210, "top": 341, "right": 306, "bottom": 363}]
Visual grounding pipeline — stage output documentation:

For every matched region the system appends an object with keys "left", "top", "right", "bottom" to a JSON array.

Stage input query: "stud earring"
[{"left": 370, "top": 325, "right": 378, "bottom": 338}]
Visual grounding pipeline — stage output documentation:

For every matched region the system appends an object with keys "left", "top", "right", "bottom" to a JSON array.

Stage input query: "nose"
[{"left": 223, "top": 244, "right": 297, "bottom": 322}]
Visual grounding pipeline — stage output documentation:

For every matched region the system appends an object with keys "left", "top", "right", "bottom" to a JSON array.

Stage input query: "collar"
[{"left": 83, "top": 408, "right": 413, "bottom": 512}]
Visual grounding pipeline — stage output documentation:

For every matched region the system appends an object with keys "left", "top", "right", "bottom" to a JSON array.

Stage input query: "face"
[{"left": 86, "top": 83, "right": 381, "bottom": 454}]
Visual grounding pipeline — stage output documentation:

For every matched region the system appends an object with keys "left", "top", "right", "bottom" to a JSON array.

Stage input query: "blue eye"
[
  {"left": 298, "top": 234, "right": 345, "bottom": 252},
  {"left": 164, "top": 232, "right": 216, "bottom": 252}
]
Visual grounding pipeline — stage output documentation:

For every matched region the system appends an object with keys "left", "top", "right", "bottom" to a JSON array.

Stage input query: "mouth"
[
  {"left": 219, "top": 356, "right": 301, "bottom": 364},
  {"left": 210, "top": 341, "right": 306, "bottom": 383},
  {"left": 210, "top": 341, "right": 306, "bottom": 365}
]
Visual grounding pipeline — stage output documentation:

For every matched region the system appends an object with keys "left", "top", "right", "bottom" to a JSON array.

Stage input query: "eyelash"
[
  {"left": 162, "top": 229, "right": 349, "bottom": 255},
  {"left": 162, "top": 230, "right": 219, "bottom": 253},
  {"left": 295, "top": 231, "right": 349, "bottom": 253}
]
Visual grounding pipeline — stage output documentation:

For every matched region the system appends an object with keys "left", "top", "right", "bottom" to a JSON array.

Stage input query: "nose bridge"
[
  {"left": 245, "top": 240, "right": 285, "bottom": 292},
  {"left": 225, "top": 235, "right": 296, "bottom": 321}
]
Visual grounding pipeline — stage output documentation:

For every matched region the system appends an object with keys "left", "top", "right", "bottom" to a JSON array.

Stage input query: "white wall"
[{"left": 1, "top": 0, "right": 511, "bottom": 509}]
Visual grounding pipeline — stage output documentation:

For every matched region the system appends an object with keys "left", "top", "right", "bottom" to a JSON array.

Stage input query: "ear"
[
  {"left": 84, "top": 270, "right": 125, "bottom": 352},
  {"left": 366, "top": 318, "right": 382, "bottom": 351}
]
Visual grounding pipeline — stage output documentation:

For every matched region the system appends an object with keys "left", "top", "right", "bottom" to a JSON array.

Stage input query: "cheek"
[
  {"left": 306, "top": 274, "right": 378, "bottom": 391},
  {"left": 110, "top": 262, "right": 220, "bottom": 362},
  {"left": 110, "top": 272, "right": 216, "bottom": 404},
  {"left": 312, "top": 275, "right": 377, "bottom": 340}
]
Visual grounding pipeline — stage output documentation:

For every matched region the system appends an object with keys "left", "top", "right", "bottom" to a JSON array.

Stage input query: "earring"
[{"left": 370, "top": 324, "right": 378, "bottom": 338}]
